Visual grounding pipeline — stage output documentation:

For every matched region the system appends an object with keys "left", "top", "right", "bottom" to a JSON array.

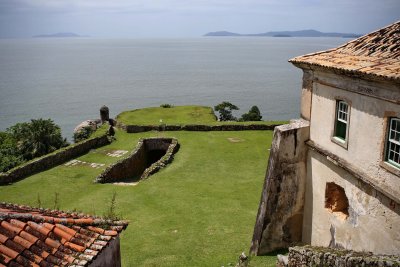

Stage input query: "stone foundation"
[
  {"left": 281, "top": 246, "right": 400, "bottom": 267},
  {"left": 95, "top": 138, "right": 179, "bottom": 183}
]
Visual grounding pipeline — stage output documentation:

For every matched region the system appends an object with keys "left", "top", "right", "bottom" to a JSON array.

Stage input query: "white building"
[{"left": 251, "top": 21, "right": 400, "bottom": 255}]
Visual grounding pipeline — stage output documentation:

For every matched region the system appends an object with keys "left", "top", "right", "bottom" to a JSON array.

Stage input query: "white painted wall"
[
  {"left": 303, "top": 150, "right": 400, "bottom": 254},
  {"left": 302, "top": 70, "right": 400, "bottom": 254},
  {"left": 309, "top": 71, "right": 400, "bottom": 198}
]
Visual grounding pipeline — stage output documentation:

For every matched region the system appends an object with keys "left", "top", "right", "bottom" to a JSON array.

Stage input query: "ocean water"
[{"left": 0, "top": 37, "right": 346, "bottom": 139}]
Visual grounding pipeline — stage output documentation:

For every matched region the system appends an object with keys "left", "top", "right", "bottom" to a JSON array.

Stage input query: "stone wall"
[
  {"left": 117, "top": 122, "right": 279, "bottom": 133},
  {"left": 284, "top": 246, "right": 400, "bottom": 267},
  {"left": 95, "top": 138, "right": 179, "bottom": 183},
  {"left": 250, "top": 119, "right": 310, "bottom": 255},
  {"left": 0, "top": 135, "right": 110, "bottom": 185}
]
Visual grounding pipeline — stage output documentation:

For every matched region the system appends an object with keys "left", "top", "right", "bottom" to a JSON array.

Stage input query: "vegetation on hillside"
[
  {"left": 214, "top": 101, "right": 239, "bottom": 121},
  {"left": 73, "top": 126, "right": 95, "bottom": 143},
  {"left": 0, "top": 119, "right": 68, "bottom": 172},
  {"left": 240, "top": 105, "right": 262, "bottom": 121},
  {"left": 214, "top": 102, "right": 263, "bottom": 122}
]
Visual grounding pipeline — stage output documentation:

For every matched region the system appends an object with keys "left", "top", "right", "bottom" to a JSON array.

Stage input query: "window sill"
[
  {"left": 331, "top": 136, "right": 348, "bottom": 149},
  {"left": 380, "top": 161, "right": 400, "bottom": 177}
]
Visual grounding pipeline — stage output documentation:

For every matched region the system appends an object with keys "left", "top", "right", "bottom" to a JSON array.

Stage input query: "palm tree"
[{"left": 7, "top": 119, "right": 68, "bottom": 160}]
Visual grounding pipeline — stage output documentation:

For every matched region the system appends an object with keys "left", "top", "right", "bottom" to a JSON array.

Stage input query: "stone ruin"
[
  {"left": 100, "top": 105, "right": 110, "bottom": 122},
  {"left": 95, "top": 138, "right": 179, "bottom": 183},
  {"left": 73, "top": 105, "right": 115, "bottom": 141}
]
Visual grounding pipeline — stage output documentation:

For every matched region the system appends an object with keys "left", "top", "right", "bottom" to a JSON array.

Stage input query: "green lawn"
[
  {"left": 0, "top": 127, "right": 276, "bottom": 266},
  {"left": 116, "top": 105, "right": 216, "bottom": 125},
  {"left": 116, "top": 105, "right": 287, "bottom": 126}
]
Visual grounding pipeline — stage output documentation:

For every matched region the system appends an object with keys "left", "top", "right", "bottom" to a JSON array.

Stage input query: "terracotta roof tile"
[
  {"left": 85, "top": 227, "right": 104, "bottom": 235},
  {"left": 0, "top": 202, "right": 128, "bottom": 266},
  {"left": 27, "top": 222, "right": 51, "bottom": 237},
  {"left": 19, "top": 231, "right": 38, "bottom": 245},
  {"left": 290, "top": 21, "right": 400, "bottom": 82},
  {"left": 0, "top": 257, "right": 11, "bottom": 266},
  {"left": 20, "top": 250, "right": 43, "bottom": 265},
  {"left": 10, "top": 262, "right": 24, "bottom": 267},
  {"left": 15, "top": 255, "right": 38, "bottom": 267},
  {"left": 12, "top": 236, "right": 33, "bottom": 250},
  {"left": 4, "top": 240, "right": 24, "bottom": 254},
  {"left": 0, "top": 223, "right": 22, "bottom": 236},
  {"left": 0, "top": 235, "right": 8, "bottom": 244},
  {"left": 0, "top": 245, "right": 18, "bottom": 260},
  {"left": 103, "top": 230, "right": 118, "bottom": 236}
]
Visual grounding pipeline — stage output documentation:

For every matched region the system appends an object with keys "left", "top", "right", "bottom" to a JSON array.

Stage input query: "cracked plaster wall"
[{"left": 303, "top": 150, "right": 400, "bottom": 254}]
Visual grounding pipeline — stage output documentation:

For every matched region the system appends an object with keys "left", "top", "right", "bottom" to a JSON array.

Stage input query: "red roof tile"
[
  {"left": 290, "top": 21, "right": 400, "bottom": 82},
  {"left": 0, "top": 202, "right": 128, "bottom": 266}
]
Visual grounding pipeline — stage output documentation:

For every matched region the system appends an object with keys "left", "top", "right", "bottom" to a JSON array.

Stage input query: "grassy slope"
[
  {"left": 0, "top": 127, "right": 275, "bottom": 266},
  {"left": 116, "top": 105, "right": 216, "bottom": 125},
  {"left": 116, "top": 105, "right": 287, "bottom": 126}
]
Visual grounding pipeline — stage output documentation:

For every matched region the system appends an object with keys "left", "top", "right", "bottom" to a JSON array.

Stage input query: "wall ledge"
[{"left": 307, "top": 140, "right": 400, "bottom": 205}]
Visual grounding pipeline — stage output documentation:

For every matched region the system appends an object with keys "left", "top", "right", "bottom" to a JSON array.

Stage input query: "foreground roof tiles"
[
  {"left": 290, "top": 21, "right": 400, "bottom": 82},
  {"left": 0, "top": 202, "right": 128, "bottom": 267}
]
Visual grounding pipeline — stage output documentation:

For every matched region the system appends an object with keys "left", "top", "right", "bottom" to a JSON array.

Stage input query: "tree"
[
  {"left": 241, "top": 106, "right": 262, "bottom": 121},
  {"left": 0, "top": 132, "right": 23, "bottom": 172},
  {"left": 7, "top": 119, "right": 69, "bottom": 160},
  {"left": 214, "top": 101, "right": 239, "bottom": 121},
  {"left": 73, "top": 126, "right": 94, "bottom": 143}
]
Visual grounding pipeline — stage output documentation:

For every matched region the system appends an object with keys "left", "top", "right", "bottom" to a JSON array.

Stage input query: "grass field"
[
  {"left": 0, "top": 106, "right": 280, "bottom": 266},
  {"left": 116, "top": 105, "right": 286, "bottom": 126}
]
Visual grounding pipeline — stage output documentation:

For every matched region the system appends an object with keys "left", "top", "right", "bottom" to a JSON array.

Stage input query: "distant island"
[
  {"left": 204, "top": 29, "right": 361, "bottom": 38},
  {"left": 32, "top": 32, "right": 87, "bottom": 38}
]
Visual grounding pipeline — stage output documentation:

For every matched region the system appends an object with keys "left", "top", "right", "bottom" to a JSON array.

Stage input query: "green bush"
[
  {"left": 7, "top": 119, "right": 69, "bottom": 160},
  {"left": 214, "top": 101, "right": 239, "bottom": 121},
  {"left": 0, "top": 132, "right": 24, "bottom": 172},
  {"left": 73, "top": 126, "right": 95, "bottom": 143},
  {"left": 241, "top": 106, "right": 262, "bottom": 121},
  {"left": 160, "top": 104, "right": 173, "bottom": 108}
]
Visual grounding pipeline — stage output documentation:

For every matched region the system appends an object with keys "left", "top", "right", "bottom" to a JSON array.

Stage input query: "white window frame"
[
  {"left": 337, "top": 101, "right": 349, "bottom": 125},
  {"left": 386, "top": 117, "right": 400, "bottom": 169},
  {"left": 331, "top": 100, "right": 350, "bottom": 149}
]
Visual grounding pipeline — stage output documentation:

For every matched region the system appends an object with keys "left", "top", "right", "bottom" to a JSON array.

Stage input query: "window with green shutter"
[
  {"left": 385, "top": 117, "right": 400, "bottom": 169},
  {"left": 334, "top": 101, "right": 349, "bottom": 141}
]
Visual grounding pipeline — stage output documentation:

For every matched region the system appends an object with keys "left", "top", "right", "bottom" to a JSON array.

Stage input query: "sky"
[{"left": 0, "top": 0, "right": 399, "bottom": 38}]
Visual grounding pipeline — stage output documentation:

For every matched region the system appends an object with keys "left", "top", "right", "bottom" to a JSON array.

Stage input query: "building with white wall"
[{"left": 251, "top": 21, "right": 400, "bottom": 255}]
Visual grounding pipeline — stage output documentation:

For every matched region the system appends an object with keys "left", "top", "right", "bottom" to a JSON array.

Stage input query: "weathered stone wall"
[
  {"left": 250, "top": 119, "right": 310, "bottom": 255},
  {"left": 95, "top": 138, "right": 179, "bottom": 183},
  {"left": 95, "top": 139, "right": 147, "bottom": 183},
  {"left": 89, "top": 237, "right": 121, "bottom": 267},
  {"left": 285, "top": 246, "right": 400, "bottom": 267},
  {"left": 0, "top": 135, "right": 110, "bottom": 185},
  {"left": 117, "top": 123, "right": 279, "bottom": 133}
]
